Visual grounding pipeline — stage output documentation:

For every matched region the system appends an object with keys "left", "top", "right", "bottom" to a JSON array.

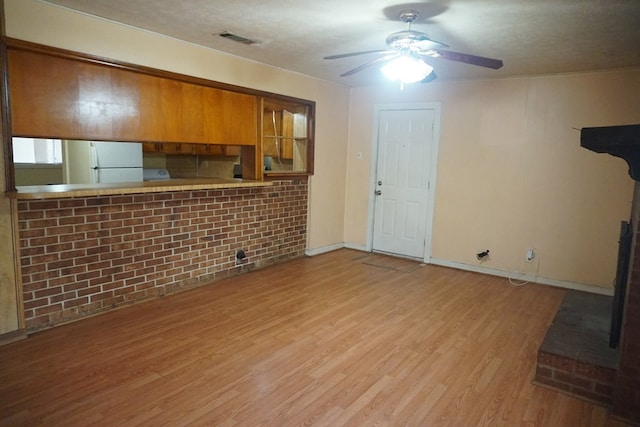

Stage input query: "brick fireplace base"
[
  {"left": 580, "top": 124, "right": 640, "bottom": 424},
  {"left": 534, "top": 290, "right": 618, "bottom": 406}
]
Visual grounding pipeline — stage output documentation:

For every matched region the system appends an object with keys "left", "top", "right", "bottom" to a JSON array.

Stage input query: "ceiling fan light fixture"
[
  {"left": 381, "top": 54, "right": 433, "bottom": 85},
  {"left": 323, "top": 9, "right": 502, "bottom": 84}
]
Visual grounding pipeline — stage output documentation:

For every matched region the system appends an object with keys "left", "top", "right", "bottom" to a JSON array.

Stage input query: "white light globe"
[{"left": 381, "top": 55, "right": 433, "bottom": 84}]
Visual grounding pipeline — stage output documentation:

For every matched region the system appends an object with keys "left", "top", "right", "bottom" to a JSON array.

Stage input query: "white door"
[{"left": 372, "top": 109, "right": 435, "bottom": 259}]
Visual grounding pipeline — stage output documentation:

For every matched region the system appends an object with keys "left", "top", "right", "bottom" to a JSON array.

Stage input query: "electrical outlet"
[
  {"left": 236, "top": 249, "right": 248, "bottom": 265},
  {"left": 526, "top": 249, "right": 535, "bottom": 262},
  {"left": 477, "top": 250, "right": 490, "bottom": 261}
]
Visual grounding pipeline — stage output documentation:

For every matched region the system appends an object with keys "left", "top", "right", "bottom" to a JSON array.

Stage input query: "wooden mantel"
[{"left": 581, "top": 124, "right": 640, "bottom": 180}]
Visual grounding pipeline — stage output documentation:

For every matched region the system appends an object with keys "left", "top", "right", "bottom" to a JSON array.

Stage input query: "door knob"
[
  {"left": 375, "top": 190, "right": 382, "bottom": 196},
  {"left": 377, "top": 180, "right": 383, "bottom": 185}
]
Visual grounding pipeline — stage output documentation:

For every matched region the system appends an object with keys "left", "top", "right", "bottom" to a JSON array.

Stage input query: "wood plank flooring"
[{"left": 0, "top": 249, "right": 630, "bottom": 426}]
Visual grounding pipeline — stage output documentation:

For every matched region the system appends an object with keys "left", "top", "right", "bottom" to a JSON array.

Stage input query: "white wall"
[{"left": 345, "top": 70, "right": 640, "bottom": 289}]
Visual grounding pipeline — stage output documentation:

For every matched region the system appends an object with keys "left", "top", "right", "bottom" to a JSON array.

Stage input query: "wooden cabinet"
[
  {"left": 261, "top": 98, "right": 311, "bottom": 173},
  {"left": 263, "top": 109, "right": 294, "bottom": 159},
  {"left": 143, "top": 142, "right": 193, "bottom": 155},
  {"left": 224, "top": 145, "right": 241, "bottom": 157},
  {"left": 193, "top": 144, "right": 223, "bottom": 156},
  {"left": 4, "top": 39, "right": 315, "bottom": 183},
  {"left": 142, "top": 143, "right": 240, "bottom": 157},
  {"left": 142, "top": 143, "right": 161, "bottom": 154},
  {"left": 8, "top": 45, "right": 257, "bottom": 147}
]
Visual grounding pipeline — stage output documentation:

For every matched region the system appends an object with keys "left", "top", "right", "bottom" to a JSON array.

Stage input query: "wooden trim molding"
[
  {"left": 3, "top": 37, "right": 316, "bottom": 115},
  {"left": 264, "top": 173, "right": 312, "bottom": 180},
  {"left": 0, "top": 328, "right": 26, "bottom": 346},
  {"left": 1, "top": 35, "right": 14, "bottom": 191}
]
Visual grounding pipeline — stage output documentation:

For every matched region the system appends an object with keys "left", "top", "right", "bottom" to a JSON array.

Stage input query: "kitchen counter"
[{"left": 6, "top": 178, "right": 273, "bottom": 199}]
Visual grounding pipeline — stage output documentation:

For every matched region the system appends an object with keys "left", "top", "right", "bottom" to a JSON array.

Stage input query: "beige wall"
[
  {"left": 14, "top": 165, "right": 63, "bottom": 185},
  {"left": 0, "top": 146, "right": 20, "bottom": 334},
  {"left": 5, "top": 0, "right": 639, "bottom": 294},
  {"left": 4, "top": 0, "right": 350, "bottom": 251},
  {"left": 346, "top": 70, "right": 640, "bottom": 288},
  {"left": 0, "top": 194, "right": 19, "bottom": 334}
]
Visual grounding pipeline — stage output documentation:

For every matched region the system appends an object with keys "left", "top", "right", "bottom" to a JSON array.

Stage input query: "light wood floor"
[{"left": 0, "top": 249, "right": 629, "bottom": 426}]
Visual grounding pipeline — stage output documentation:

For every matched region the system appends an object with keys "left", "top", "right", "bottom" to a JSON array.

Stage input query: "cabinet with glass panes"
[{"left": 261, "top": 97, "right": 311, "bottom": 174}]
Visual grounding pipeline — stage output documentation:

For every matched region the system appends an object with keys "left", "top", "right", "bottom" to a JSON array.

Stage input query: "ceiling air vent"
[{"left": 217, "top": 31, "right": 260, "bottom": 45}]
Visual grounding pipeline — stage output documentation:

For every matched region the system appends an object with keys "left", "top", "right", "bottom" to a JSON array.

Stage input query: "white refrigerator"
[{"left": 64, "top": 141, "right": 143, "bottom": 184}]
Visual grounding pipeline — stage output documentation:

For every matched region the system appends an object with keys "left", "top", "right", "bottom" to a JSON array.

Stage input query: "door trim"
[{"left": 365, "top": 103, "right": 442, "bottom": 263}]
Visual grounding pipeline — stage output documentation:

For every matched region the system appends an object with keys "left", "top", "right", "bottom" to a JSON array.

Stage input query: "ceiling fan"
[{"left": 324, "top": 10, "right": 503, "bottom": 84}]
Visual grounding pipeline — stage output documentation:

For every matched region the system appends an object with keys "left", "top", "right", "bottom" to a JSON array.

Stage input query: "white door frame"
[{"left": 366, "top": 102, "right": 442, "bottom": 263}]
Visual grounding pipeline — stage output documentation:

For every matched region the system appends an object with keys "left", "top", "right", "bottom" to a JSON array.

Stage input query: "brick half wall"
[{"left": 17, "top": 179, "right": 308, "bottom": 332}]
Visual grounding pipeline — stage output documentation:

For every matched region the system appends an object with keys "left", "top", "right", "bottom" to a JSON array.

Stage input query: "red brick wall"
[
  {"left": 535, "top": 351, "right": 616, "bottom": 405},
  {"left": 17, "top": 179, "right": 308, "bottom": 332},
  {"left": 612, "top": 182, "right": 640, "bottom": 422}
]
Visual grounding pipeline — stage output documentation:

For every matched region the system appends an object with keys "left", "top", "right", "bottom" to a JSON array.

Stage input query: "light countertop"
[{"left": 6, "top": 178, "right": 273, "bottom": 199}]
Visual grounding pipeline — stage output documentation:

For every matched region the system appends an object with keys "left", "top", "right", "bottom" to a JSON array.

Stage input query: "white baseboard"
[
  {"left": 303, "top": 246, "right": 613, "bottom": 296},
  {"left": 429, "top": 258, "right": 614, "bottom": 296},
  {"left": 305, "top": 243, "right": 345, "bottom": 257},
  {"left": 344, "top": 242, "right": 368, "bottom": 252}
]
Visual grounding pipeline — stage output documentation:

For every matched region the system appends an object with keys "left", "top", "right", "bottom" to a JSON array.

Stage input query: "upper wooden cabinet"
[
  {"left": 261, "top": 98, "right": 312, "bottom": 174},
  {"left": 142, "top": 142, "right": 240, "bottom": 157},
  {"left": 7, "top": 45, "right": 257, "bottom": 146},
  {"left": 263, "top": 109, "right": 294, "bottom": 159},
  {"left": 2, "top": 39, "right": 315, "bottom": 185}
]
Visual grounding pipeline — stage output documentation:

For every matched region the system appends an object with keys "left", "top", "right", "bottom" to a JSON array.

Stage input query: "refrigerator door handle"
[
  {"left": 90, "top": 144, "right": 99, "bottom": 169},
  {"left": 89, "top": 144, "right": 99, "bottom": 184}
]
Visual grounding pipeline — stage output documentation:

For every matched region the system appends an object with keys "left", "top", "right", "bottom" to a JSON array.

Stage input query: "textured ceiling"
[{"left": 41, "top": 0, "right": 640, "bottom": 87}]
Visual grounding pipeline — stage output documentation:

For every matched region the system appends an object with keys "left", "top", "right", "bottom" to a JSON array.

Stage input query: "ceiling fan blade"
[
  {"left": 421, "top": 71, "right": 438, "bottom": 83},
  {"left": 324, "top": 50, "right": 392, "bottom": 60},
  {"left": 340, "top": 53, "right": 399, "bottom": 77},
  {"left": 414, "top": 38, "right": 449, "bottom": 49},
  {"left": 421, "top": 49, "right": 504, "bottom": 69}
]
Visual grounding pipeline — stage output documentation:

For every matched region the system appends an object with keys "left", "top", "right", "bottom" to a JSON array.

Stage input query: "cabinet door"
[
  {"left": 164, "top": 143, "right": 195, "bottom": 155},
  {"left": 192, "top": 144, "right": 240, "bottom": 156},
  {"left": 8, "top": 47, "right": 258, "bottom": 147},
  {"left": 193, "top": 144, "right": 224, "bottom": 156},
  {"left": 142, "top": 142, "right": 161, "bottom": 153},
  {"left": 262, "top": 109, "right": 281, "bottom": 157},
  {"left": 217, "top": 90, "right": 257, "bottom": 145},
  {"left": 143, "top": 143, "right": 194, "bottom": 154},
  {"left": 224, "top": 145, "right": 241, "bottom": 157},
  {"left": 143, "top": 142, "right": 238, "bottom": 156},
  {"left": 281, "top": 110, "right": 294, "bottom": 160},
  {"left": 263, "top": 109, "right": 294, "bottom": 159},
  {"left": 260, "top": 98, "right": 314, "bottom": 173}
]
